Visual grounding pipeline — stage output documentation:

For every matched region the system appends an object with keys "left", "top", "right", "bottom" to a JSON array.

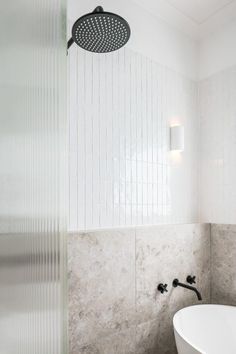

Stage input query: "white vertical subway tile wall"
[
  {"left": 69, "top": 47, "right": 198, "bottom": 231},
  {"left": 199, "top": 66, "right": 236, "bottom": 223}
]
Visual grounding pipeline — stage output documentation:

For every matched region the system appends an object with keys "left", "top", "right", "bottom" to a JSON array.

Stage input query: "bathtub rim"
[{"left": 173, "top": 304, "right": 236, "bottom": 354}]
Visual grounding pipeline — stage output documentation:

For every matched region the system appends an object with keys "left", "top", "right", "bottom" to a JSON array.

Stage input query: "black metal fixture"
[
  {"left": 172, "top": 279, "right": 202, "bottom": 301},
  {"left": 186, "top": 275, "right": 196, "bottom": 285},
  {"left": 157, "top": 283, "right": 168, "bottom": 294},
  {"left": 67, "top": 6, "right": 131, "bottom": 53}
]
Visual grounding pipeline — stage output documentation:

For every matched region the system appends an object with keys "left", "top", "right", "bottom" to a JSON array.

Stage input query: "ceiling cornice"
[{"left": 132, "top": 0, "right": 236, "bottom": 40}]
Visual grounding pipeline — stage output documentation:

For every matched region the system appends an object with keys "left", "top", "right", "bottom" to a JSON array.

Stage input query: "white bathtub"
[{"left": 173, "top": 304, "right": 236, "bottom": 354}]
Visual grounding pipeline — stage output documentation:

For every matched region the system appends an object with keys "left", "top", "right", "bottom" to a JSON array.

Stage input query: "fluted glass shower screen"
[{"left": 0, "top": 1, "right": 67, "bottom": 353}]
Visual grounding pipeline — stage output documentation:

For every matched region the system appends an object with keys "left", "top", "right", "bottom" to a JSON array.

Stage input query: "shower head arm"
[
  {"left": 67, "top": 37, "right": 74, "bottom": 53},
  {"left": 93, "top": 6, "right": 104, "bottom": 13}
]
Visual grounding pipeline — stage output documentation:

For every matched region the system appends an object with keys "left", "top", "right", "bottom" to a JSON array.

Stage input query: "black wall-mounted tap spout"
[{"left": 172, "top": 279, "right": 202, "bottom": 301}]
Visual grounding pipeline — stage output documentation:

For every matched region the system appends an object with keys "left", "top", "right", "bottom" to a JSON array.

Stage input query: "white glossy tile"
[
  {"left": 69, "top": 47, "right": 199, "bottom": 231},
  {"left": 199, "top": 67, "right": 236, "bottom": 224}
]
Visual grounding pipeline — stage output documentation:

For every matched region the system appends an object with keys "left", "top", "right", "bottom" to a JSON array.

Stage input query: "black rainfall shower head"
[{"left": 67, "top": 6, "right": 131, "bottom": 53}]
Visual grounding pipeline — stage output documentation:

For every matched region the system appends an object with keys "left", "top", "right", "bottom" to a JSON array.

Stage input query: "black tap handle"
[
  {"left": 157, "top": 283, "right": 168, "bottom": 294},
  {"left": 187, "top": 275, "right": 196, "bottom": 284}
]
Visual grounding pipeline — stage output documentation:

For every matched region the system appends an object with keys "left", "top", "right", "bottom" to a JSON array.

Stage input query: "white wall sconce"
[{"left": 170, "top": 125, "right": 184, "bottom": 152}]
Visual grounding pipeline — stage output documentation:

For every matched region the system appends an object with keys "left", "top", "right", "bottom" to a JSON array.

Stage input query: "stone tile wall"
[
  {"left": 211, "top": 224, "right": 236, "bottom": 306},
  {"left": 68, "top": 224, "right": 211, "bottom": 354}
]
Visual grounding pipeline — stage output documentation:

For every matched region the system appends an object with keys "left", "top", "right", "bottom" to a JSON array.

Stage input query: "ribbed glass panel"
[{"left": 0, "top": 1, "right": 67, "bottom": 354}]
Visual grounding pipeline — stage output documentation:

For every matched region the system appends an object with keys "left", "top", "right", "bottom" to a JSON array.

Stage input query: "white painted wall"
[{"left": 68, "top": 0, "right": 198, "bottom": 80}]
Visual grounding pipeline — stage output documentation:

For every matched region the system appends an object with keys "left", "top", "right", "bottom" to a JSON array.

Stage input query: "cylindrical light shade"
[{"left": 170, "top": 125, "right": 184, "bottom": 151}]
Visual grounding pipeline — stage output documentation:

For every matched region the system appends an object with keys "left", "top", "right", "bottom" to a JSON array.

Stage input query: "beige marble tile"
[
  {"left": 135, "top": 317, "right": 177, "bottom": 354},
  {"left": 136, "top": 224, "right": 211, "bottom": 325},
  {"left": 68, "top": 224, "right": 211, "bottom": 354},
  {"left": 211, "top": 224, "right": 236, "bottom": 305},
  {"left": 135, "top": 319, "right": 159, "bottom": 354},
  {"left": 75, "top": 327, "right": 136, "bottom": 354},
  {"left": 68, "top": 229, "right": 135, "bottom": 351},
  {"left": 97, "top": 326, "right": 136, "bottom": 354}
]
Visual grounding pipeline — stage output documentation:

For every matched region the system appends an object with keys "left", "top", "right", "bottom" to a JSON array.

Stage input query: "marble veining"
[{"left": 68, "top": 224, "right": 211, "bottom": 354}]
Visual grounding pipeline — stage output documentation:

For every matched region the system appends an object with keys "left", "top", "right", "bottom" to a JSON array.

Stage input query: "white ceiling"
[
  {"left": 132, "top": 0, "right": 236, "bottom": 39},
  {"left": 167, "top": 0, "right": 234, "bottom": 24}
]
